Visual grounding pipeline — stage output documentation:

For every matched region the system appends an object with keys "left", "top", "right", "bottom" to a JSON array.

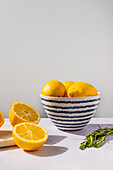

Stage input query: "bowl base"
[{"left": 57, "top": 127, "right": 84, "bottom": 131}]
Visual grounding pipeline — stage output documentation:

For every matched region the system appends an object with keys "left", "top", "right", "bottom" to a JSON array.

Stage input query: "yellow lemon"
[
  {"left": 63, "top": 81, "right": 75, "bottom": 97},
  {"left": 13, "top": 122, "right": 48, "bottom": 151},
  {"left": 41, "top": 80, "right": 66, "bottom": 97},
  {"left": 68, "top": 82, "right": 98, "bottom": 97},
  {"left": 0, "top": 112, "right": 4, "bottom": 127},
  {"left": 9, "top": 102, "right": 41, "bottom": 126}
]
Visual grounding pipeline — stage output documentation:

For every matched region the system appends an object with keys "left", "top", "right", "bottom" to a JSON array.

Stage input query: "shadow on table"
[
  {"left": 25, "top": 135, "right": 68, "bottom": 157},
  {"left": 99, "top": 134, "right": 113, "bottom": 148},
  {"left": 26, "top": 145, "right": 68, "bottom": 157},
  {"left": 46, "top": 135, "right": 67, "bottom": 145},
  {"left": 64, "top": 124, "right": 113, "bottom": 136},
  {"left": 0, "top": 145, "right": 18, "bottom": 151}
]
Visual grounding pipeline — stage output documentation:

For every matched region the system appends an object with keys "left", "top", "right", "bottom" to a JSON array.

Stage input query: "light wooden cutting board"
[{"left": 0, "top": 121, "right": 16, "bottom": 147}]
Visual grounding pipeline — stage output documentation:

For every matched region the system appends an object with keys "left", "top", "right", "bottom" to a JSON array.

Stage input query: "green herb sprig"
[{"left": 80, "top": 126, "right": 113, "bottom": 150}]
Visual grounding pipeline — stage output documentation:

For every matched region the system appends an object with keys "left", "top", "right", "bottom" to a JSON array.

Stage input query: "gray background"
[{"left": 0, "top": 0, "right": 113, "bottom": 118}]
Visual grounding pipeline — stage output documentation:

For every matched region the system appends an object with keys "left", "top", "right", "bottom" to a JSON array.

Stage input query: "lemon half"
[
  {"left": 9, "top": 102, "right": 41, "bottom": 126},
  {"left": 0, "top": 112, "right": 4, "bottom": 127},
  {"left": 13, "top": 122, "right": 48, "bottom": 151}
]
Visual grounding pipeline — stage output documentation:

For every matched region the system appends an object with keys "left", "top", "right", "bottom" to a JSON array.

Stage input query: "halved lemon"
[
  {"left": 13, "top": 122, "right": 48, "bottom": 151},
  {"left": 9, "top": 102, "right": 41, "bottom": 126},
  {"left": 0, "top": 112, "right": 4, "bottom": 127}
]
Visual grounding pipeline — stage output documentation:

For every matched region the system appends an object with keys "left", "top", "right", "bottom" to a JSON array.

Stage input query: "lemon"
[
  {"left": 68, "top": 82, "right": 98, "bottom": 97},
  {"left": 13, "top": 122, "right": 48, "bottom": 151},
  {"left": 63, "top": 81, "right": 75, "bottom": 97},
  {"left": 0, "top": 112, "right": 4, "bottom": 127},
  {"left": 9, "top": 102, "right": 41, "bottom": 126},
  {"left": 41, "top": 80, "right": 66, "bottom": 97}
]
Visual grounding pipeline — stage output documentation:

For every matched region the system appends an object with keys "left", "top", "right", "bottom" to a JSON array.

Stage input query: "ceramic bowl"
[{"left": 40, "top": 93, "right": 101, "bottom": 131}]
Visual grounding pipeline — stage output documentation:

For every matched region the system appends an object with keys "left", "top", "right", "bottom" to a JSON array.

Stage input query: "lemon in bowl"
[
  {"left": 40, "top": 81, "right": 100, "bottom": 131},
  {"left": 41, "top": 80, "right": 66, "bottom": 97},
  {"left": 68, "top": 82, "right": 98, "bottom": 97},
  {"left": 63, "top": 80, "right": 75, "bottom": 97}
]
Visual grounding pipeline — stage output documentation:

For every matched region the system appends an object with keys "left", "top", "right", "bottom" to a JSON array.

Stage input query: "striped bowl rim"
[{"left": 40, "top": 92, "right": 101, "bottom": 101}]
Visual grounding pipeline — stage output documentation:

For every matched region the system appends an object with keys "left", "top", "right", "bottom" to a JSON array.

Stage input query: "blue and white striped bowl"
[{"left": 40, "top": 93, "right": 101, "bottom": 131}]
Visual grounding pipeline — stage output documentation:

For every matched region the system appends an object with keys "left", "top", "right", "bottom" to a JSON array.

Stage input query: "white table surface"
[{"left": 1, "top": 118, "right": 113, "bottom": 170}]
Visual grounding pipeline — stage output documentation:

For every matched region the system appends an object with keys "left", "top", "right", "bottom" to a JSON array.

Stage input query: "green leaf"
[
  {"left": 93, "top": 136, "right": 106, "bottom": 148},
  {"left": 79, "top": 140, "right": 88, "bottom": 150},
  {"left": 87, "top": 135, "right": 94, "bottom": 148}
]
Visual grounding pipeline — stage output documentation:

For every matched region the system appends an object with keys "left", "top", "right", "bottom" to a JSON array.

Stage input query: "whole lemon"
[
  {"left": 41, "top": 80, "right": 66, "bottom": 97},
  {"left": 68, "top": 82, "right": 98, "bottom": 97},
  {"left": 63, "top": 81, "right": 75, "bottom": 97}
]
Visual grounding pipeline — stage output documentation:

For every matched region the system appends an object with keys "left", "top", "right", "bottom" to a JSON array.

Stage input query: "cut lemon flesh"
[
  {"left": 13, "top": 122, "right": 48, "bottom": 151},
  {"left": 13, "top": 103, "right": 39, "bottom": 122},
  {"left": 0, "top": 112, "right": 4, "bottom": 127},
  {"left": 9, "top": 102, "right": 41, "bottom": 126}
]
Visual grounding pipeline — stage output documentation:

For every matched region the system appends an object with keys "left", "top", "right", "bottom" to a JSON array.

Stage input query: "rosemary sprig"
[{"left": 79, "top": 126, "right": 113, "bottom": 150}]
